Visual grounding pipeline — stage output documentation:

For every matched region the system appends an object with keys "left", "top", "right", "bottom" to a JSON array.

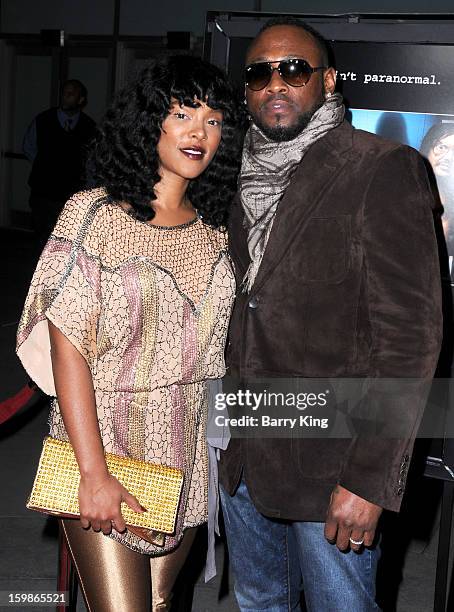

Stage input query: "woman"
[
  {"left": 17, "top": 55, "right": 243, "bottom": 611},
  {"left": 420, "top": 122, "right": 454, "bottom": 255}
]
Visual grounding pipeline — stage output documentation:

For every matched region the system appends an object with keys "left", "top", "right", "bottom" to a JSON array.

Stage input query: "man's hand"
[{"left": 324, "top": 485, "right": 383, "bottom": 552}]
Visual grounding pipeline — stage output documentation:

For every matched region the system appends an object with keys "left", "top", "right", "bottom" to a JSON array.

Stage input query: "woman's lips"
[{"left": 180, "top": 147, "right": 205, "bottom": 160}]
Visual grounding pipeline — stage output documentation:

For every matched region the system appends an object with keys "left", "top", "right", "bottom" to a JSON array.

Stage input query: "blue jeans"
[{"left": 220, "top": 479, "right": 381, "bottom": 612}]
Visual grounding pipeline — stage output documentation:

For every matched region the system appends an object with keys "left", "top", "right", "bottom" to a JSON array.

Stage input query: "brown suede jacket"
[{"left": 219, "top": 120, "right": 443, "bottom": 520}]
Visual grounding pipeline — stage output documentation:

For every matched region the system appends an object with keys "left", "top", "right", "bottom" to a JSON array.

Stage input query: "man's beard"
[
  {"left": 252, "top": 98, "right": 324, "bottom": 142},
  {"left": 61, "top": 104, "right": 80, "bottom": 113}
]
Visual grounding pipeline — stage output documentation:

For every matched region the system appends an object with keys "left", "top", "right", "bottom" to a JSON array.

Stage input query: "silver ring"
[{"left": 349, "top": 537, "right": 364, "bottom": 546}]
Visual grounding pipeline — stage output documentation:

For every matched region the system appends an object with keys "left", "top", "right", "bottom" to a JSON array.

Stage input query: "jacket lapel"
[
  {"left": 248, "top": 121, "right": 355, "bottom": 295},
  {"left": 228, "top": 194, "right": 251, "bottom": 278}
]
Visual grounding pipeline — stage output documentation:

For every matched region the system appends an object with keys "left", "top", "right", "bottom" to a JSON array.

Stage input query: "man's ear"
[{"left": 324, "top": 67, "right": 337, "bottom": 96}]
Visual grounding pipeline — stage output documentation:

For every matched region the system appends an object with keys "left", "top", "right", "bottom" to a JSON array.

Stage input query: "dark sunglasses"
[{"left": 245, "top": 59, "right": 327, "bottom": 91}]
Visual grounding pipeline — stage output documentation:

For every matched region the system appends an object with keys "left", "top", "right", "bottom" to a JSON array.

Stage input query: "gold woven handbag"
[{"left": 27, "top": 437, "right": 184, "bottom": 539}]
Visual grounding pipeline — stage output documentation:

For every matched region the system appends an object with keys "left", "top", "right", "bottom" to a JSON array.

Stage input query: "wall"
[
  {"left": 1, "top": 0, "right": 114, "bottom": 35},
  {"left": 261, "top": 0, "right": 454, "bottom": 14},
  {"left": 2, "top": 0, "right": 454, "bottom": 37}
]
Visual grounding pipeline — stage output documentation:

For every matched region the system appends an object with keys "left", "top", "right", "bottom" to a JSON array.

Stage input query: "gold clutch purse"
[{"left": 27, "top": 437, "right": 184, "bottom": 540}]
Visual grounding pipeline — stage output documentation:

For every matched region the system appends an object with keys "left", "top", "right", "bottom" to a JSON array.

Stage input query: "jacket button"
[
  {"left": 397, "top": 487, "right": 403, "bottom": 496},
  {"left": 248, "top": 297, "right": 259, "bottom": 309}
]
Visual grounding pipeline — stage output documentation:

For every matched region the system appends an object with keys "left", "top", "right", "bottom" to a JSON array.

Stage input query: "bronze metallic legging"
[{"left": 60, "top": 519, "right": 197, "bottom": 612}]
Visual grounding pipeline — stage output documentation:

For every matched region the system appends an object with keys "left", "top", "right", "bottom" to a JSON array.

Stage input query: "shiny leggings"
[{"left": 60, "top": 519, "right": 197, "bottom": 612}]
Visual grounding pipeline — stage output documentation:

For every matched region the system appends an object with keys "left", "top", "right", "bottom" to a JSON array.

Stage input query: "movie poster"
[{"left": 333, "top": 42, "right": 454, "bottom": 281}]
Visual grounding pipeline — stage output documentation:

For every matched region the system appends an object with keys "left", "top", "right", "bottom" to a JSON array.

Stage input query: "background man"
[
  {"left": 23, "top": 79, "right": 96, "bottom": 251},
  {"left": 219, "top": 17, "right": 442, "bottom": 611}
]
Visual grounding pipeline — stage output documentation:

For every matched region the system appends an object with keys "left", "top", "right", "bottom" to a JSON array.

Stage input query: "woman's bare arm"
[{"left": 48, "top": 321, "right": 143, "bottom": 534}]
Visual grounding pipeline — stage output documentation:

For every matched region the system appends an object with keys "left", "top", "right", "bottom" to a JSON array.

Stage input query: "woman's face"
[
  {"left": 428, "top": 133, "right": 454, "bottom": 178},
  {"left": 157, "top": 98, "right": 223, "bottom": 181}
]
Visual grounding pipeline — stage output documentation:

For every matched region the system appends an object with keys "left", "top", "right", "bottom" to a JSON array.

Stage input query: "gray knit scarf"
[{"left": 240, "top": 93, "right": 345, "bottom": 292}]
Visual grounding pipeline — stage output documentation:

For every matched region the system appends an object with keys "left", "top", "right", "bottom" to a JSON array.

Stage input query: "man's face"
[
  {"left": 60, "top": 84, "right": 84, "bottom": 112},
  {"left": 245, "top": 26, "right": 336, "bottom": 141},
  {"left": 429, "top": 134, "right": 454, "bottom": 178}
]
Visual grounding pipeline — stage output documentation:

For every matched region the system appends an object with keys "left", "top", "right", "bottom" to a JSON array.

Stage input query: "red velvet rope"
[{"left": 0, "top": 383, "right": 38, "bottom": 425}]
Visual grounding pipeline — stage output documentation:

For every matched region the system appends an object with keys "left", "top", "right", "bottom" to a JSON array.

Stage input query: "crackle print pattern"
[{"left": 17, "top": 188, "right": 235, "bottom": 555}]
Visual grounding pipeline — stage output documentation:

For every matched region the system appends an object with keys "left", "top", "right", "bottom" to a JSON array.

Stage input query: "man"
[
  {"left": 219, "top": 17, "right": 442, "bottom": 611},
  {"left": 23, "top": 79, "right": 96, "bottom": 251}
]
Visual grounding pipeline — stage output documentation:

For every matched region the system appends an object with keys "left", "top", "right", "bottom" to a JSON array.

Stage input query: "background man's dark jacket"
[
  {"left": 29, "top": 107, "right": 95, "bottom": 201},
  {"left": 219, "top": 120, "right": 442, "bottom": 520}
]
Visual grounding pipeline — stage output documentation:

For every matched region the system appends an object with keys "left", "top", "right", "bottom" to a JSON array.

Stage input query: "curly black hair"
[{"left": 90, "top": 55, "right": 246, "bottom": 228}]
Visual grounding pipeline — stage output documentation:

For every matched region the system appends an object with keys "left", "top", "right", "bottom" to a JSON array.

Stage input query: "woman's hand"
[{"left": 79, "top": 472, "right": 145, "bottom": 534}]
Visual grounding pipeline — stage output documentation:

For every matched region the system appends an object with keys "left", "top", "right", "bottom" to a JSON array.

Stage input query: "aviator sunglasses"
[{"left": 245, "top": 58, "right": 327, "bottom": 91}]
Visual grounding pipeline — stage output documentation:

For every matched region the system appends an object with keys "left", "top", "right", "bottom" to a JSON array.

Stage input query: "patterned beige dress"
[{"left": 17, "top": 188, "right": 235, "bottom": 555}]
